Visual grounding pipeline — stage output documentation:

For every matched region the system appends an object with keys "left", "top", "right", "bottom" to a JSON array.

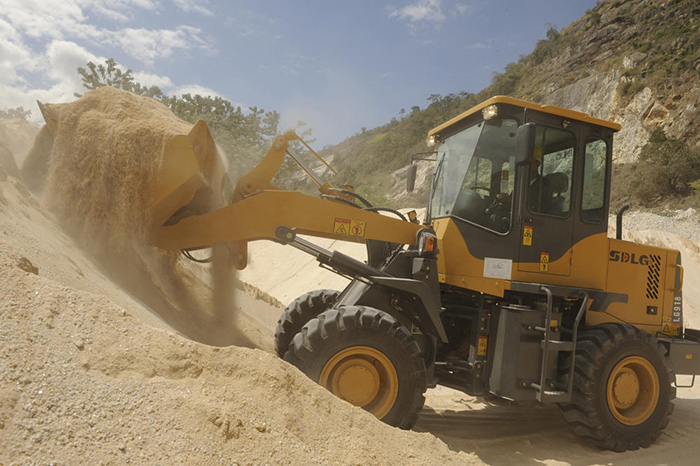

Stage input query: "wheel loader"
[{"left": 147, "top": 95, "right": 700, "bottom": 451}]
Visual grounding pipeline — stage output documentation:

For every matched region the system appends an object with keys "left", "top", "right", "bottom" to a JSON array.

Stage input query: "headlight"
[
  {"left": 482, "top": 104, "right": 498, "bottom": 120},
  {"left": 427, "top": 135, "right": 436, "bottom": 147},
  {"left": 417, "top": 229, "right": 438, "bottom": 257}
]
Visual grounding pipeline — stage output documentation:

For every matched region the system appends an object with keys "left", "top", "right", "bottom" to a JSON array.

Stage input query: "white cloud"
[
  {"left": 0, "top": 18, "right": 39, "bottom": 85},
  {"left": 132, "top": 71, "right": 175, "bottom": 90},
  {"left": 1, "top": 0, "right": 215, "bottom": 65},
  {"left": 174, "top": 84, "right": 221, "bottom": 98},
  {"left": 0, "top": 39, "right": 105, "bottom": 125},
  {"left": 389, "top": 0, "right": 446, "bottom": 24},
  {"left": 3, "top": 0, "right": 86, "bottom": 40},
  {"left": 0, "top": 0, "right": 225, "bottom": 128},
  {"left": 172, "top": 0, "right": 213, "bottom": 16},
  {"left": 45, "top": 40, "right": 99, "bottom": 89},
  {"left": 113, "top": 26, "right": 212, "bottom": 65},
  {"left": 466, "top": 42, "right": 489, "bottom": 50},
  {"left": 453, "top": 3, "right": 472, "bottom": 16},
  {"left": 85, "top": 0, "right": 159, "bottom": 22}
]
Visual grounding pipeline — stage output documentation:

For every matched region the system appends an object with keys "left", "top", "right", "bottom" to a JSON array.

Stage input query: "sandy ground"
[{"left": 416, "top": 384, "right": 700, "bottom": 466}]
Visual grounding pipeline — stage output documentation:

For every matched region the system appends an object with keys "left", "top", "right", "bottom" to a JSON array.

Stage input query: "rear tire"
[
  {"left": 560, "top": 323, "right": 674, "bottom": 451},
  {"left": 274, "top": 289, "right": 339, "bottom": 357},
  {"left": 285, "top": 306, "right": 427, "bottom": 429}
]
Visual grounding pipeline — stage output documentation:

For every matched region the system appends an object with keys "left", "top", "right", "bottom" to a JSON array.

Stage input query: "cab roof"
[{"left": 428, "top": 95, "right": 622, "bottom": 137}]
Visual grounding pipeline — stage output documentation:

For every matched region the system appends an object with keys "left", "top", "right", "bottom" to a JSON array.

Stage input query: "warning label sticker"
[
  {"left": 333, "top": 218, "right": 350, "bottom": 235},
  {"left": 661, "top": 322, "right": 681, "bottom": 336},
  {"left": 350, "top": 220, "right": 366, "bottom": 237},
  {"left": 539, "top": 252, "right": 549, "bottom": 272},
  {"left": 523, "top": 226, "right": 533, "bottom": 246},
  {"left": 334, "top": 218, "right": 366, "bottom": 237}
]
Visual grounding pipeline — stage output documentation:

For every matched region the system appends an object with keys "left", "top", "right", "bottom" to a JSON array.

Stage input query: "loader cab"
[{"left": 427, "top": 96, "right": 620, "bottom": 292}]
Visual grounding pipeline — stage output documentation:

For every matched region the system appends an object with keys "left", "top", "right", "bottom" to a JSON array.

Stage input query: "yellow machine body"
[{"left": 433, "top": 216, "right": 683, "bottom": 337}]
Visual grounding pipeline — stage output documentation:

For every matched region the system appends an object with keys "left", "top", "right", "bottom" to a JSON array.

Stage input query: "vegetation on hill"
[
  {"left": 318, "top": 0, "right": 700, "bottom": 209},
  {"left": 631, "top": 129, "right": 700, "bottom": 207}
]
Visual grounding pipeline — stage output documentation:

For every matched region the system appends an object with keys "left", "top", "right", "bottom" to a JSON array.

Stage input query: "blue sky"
[{"left": 1, "top": 0, "right": 597, "bottom": 147}]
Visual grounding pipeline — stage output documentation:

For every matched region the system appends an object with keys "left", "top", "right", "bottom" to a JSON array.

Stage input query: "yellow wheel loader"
[{"left": 148, "top": 96, "right": 700, "bottom": 451}]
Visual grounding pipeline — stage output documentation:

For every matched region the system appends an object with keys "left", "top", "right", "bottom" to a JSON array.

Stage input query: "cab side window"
[
  {"left": 528, "top": 127, "right": 575, "bottom": 218},
  {"left": 581, "top": 139, "right": 607, "bottom": 223}
]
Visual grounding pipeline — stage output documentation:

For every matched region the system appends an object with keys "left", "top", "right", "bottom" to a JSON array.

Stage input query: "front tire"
[
  {"left": 560, "top": 323, "right": 674, "bottom": 451},
  {"left": 285, "top": 306, "right": 427, "bottom": 429},
  {"left": 274, "top": 289, "right": 339, "bottom": 357}
]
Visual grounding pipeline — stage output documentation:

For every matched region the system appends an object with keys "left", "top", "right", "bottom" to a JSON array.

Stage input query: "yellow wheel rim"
[
  {"left": 606, "top": 356, "right": 660, "bottom": 425},
  {"left": 319, "top": 346, "right": 399, "bottom": 419}
]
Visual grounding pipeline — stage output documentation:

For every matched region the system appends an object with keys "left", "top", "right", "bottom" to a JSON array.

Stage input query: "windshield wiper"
[
  {"left": 426, "top": 152, "right": 445, "bottom": 222},
  {"left": 430, "top": 152, "right": 445, "bottom": 199}
]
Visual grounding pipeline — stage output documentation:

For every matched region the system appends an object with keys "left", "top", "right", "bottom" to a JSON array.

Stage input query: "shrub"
[{"left": 632, "top": 129, "right": 700, "bottom": 204}]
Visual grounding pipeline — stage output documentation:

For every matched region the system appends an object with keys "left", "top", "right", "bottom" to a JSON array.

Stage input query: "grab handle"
[{"left": 672, "top": 264, "right": 684, "bottom": 292}]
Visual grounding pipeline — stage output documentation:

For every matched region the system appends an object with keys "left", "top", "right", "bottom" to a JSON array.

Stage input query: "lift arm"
[{"left": 149, "top": 129, "right": 424, "bottom": 269}]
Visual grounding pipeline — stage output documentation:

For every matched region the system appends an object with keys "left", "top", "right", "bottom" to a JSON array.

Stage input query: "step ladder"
[{"left": 530, "top": 286, "right": 588, "bottom": 402}]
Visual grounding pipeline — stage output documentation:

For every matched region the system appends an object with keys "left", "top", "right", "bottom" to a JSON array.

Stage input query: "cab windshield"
[{"left": 430, "top": 117, "right": 519, "bottom": 233}]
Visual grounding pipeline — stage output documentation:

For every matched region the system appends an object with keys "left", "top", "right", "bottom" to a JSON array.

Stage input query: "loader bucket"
[
  {"left": 39, "top": 95, "right": 232, "bottom": 229},
  {"left": 150, "top": 119, "right": 233, "bottom": 227}
]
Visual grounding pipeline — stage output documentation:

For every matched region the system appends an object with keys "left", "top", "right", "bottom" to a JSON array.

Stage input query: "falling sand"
[{"left": 35, "top": 87, "right": 248, "bottom": 347}]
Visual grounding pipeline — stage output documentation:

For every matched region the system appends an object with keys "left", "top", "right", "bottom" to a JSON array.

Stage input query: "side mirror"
[
  {"left": 406, "top": 164, "right": 417, "bottom": 192},
  {"left": 515, "top": 123, "right": 536, "bottom": 164}
]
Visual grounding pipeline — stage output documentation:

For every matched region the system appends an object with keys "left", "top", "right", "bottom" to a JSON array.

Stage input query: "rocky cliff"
[{"left": 533, "top": 0, "right": 700, "bottom": 163}]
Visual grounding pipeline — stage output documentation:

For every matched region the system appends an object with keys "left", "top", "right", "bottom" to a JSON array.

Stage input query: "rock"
[
  {"left": 622, "top": 52, "right": 646, "bottom": 69},
  {"left": 17, "top": 257, "right": 39, "bottom": 275},
  {"left": 643, "top": 102, "right": 670, "bottom": 128}
]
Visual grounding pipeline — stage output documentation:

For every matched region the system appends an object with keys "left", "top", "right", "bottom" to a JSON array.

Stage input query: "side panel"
[
  {"left": 586, "top": 238, "right": 679, "bottom": 336},
  {"left": 433, "top": 217, "right": 509, "bottom": 297},
  {"left": 434, "top": 216, "right": 609, "bottom": 296}
]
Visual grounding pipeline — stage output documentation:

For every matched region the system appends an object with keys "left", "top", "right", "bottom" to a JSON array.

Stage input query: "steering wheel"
[{"left": 485, "top": 194, "right": 512, "bottom": 232}]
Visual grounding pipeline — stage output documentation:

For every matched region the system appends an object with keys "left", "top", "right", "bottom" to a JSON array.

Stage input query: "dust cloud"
[{"left": 36, "top": 87, "right": 248, "bottom": 347}]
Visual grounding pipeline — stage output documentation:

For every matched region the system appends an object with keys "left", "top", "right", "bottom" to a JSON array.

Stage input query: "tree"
[
  {"left": 76, "top": 58, "right": 166, "bottom": 100},
  {"left": 0, "top": 107, "right": 31, "bottom": 120},
  {"left": 545, "top": 24, "right": 560, "bottom": 41}
]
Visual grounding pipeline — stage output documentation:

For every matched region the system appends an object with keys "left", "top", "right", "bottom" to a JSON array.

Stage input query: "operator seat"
[{"left": 544, "top": 172, "right": 569, "bottom": 216}]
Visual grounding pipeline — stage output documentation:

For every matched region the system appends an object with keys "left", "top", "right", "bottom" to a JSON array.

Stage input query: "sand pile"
[{"left": 0, "top": 170, "right": 476, "bottom": 466}]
